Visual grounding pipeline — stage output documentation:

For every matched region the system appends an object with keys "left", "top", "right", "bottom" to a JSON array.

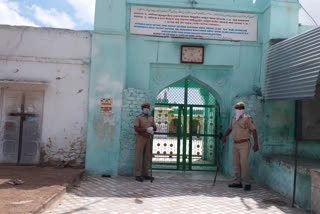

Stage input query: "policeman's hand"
[
  {"left": 222, "top": 137, "right": 226, "bottom": 145},
  {"left": 147, "top": 127, "right": 154, "bottom": 135},
  {"left": 253, "top": 143, "right": 259, "bottom": 152}
]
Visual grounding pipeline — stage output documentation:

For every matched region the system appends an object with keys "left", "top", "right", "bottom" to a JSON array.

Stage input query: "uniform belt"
[
  {"left": 138, "top": 133, "right": 150, "bottom": 138},
  {"left": 234, "top": 139, "right": 250, "bottom": 144}
]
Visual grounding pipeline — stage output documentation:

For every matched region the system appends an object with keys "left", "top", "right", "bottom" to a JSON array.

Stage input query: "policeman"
[
  {"left": 134, "top": 102, "right": 157, "bottom": 182},
  {"left": 222, "top": 102, "right": 259, "bottom": 191}
]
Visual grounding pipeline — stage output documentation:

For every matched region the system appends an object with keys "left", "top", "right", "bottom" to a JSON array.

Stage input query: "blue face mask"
[{"left": 142, "top": 108, "right": 150, "bottom": 115}]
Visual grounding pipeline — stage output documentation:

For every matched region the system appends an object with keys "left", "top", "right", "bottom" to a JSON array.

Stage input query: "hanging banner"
[{"left": 130, "top": 6, "right": 258, "bottom": 42}]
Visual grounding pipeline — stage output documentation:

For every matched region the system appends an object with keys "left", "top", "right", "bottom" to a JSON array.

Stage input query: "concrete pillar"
[
  {"left": 269, "top": 0, "right": 300, "bottom": 39},
  {"left": 259, "top": 0, "right": 300, "bottom": 91},
  {"left": 85, "top": 0, "right": 127, "bottom": 175}
]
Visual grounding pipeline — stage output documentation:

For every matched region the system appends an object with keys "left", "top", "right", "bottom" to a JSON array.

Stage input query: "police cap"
[
  {"left": 141, "top": 102, "right": 151, "bottom": 108},
  {"left": 234, "top": 102, "right": 245, "bottom": 109}
]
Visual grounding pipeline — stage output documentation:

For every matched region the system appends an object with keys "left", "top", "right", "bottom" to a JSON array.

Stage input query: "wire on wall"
[{"left": 298, "top": 0, "right": 318, "bottom": 26}]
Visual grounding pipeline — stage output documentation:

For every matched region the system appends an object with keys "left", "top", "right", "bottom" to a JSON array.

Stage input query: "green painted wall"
[
  {"left": 263, "top": 100, "right": 296, "bottom": 155},
  {"left": 257, "top": 155, "right": 311, "bottom": 209},
  {"left": 88, "top": 0, "right": 268, "bottom": 175},
  {"left": 86, "top": 0, "right": 317, "bottom": 210},
  {"left": 263, "top": 99, "right": 320, "bottom": 160},
  {"left": 223, "top": 97, "right": 313, "bottom": 210},
  {"left": 260, "top": 100, "right": 320, "bottom": 210},
  {"left": 85, "top": 0, "right": 127, "bottom": 175}
]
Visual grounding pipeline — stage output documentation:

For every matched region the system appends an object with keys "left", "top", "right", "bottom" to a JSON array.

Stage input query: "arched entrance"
[{"left": 152, "top": 79, "right": 220, "bottom": 171}]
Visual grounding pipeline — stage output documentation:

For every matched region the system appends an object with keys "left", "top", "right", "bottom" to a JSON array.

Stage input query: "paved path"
[{"left": 46, "top": 172, "right": 307, "bottom": 214}]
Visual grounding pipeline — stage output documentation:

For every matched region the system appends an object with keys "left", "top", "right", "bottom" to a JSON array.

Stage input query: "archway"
[{"left": 152, "top": 78, "right": 220, "bottom": 171}]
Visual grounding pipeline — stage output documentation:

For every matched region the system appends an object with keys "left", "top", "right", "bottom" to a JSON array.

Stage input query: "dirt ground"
[{"left": 0, "top": 165, "right": 83, "bottom": 214}]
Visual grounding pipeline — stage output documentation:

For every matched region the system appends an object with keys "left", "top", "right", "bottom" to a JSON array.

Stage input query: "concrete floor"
[{"left": 45, "top": 171, "right": 308, "bottom": 214}]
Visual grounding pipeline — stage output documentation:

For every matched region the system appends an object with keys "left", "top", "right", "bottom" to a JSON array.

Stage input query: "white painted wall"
[{"left": 0, "top": 25, "right": 91, "bottom": 165}]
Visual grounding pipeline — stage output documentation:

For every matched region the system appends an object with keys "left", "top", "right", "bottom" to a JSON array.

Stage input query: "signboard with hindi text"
[{"left": 130, "top": 6, "right": 258, "bottom": 42}]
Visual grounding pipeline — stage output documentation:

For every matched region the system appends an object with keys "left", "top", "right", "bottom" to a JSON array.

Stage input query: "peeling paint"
[
  {"left": 41, "top": 136, "right": 86, "bottom": 166},
  {"left": 0, "top": 25, "right": 90, "bottom": 167}
]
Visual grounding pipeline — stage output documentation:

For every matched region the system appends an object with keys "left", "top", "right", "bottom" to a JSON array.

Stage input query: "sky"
[
  {"left": 0, "top": 0, "right": 319, "bottom": 30},
  {"left": 0, "top": 0, "right": 95, "bottom": 30}
]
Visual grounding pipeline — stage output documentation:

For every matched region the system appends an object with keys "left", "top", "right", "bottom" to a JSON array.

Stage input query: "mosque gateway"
[{"left": 0, "top": 0, "right": 319, "bottom": 211}]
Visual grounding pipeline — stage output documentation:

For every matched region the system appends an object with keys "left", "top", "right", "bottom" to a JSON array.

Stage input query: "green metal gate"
[{"left": 152, "top": 79, "right": 220, "bottom": 171}]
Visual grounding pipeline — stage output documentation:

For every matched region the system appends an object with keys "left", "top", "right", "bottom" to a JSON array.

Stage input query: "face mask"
[
  {"left": 235, "top": 109, "right": 244, "bottom": 120},
  {"left": 142, "top": 108, "right": 150, "bottom": 115}
]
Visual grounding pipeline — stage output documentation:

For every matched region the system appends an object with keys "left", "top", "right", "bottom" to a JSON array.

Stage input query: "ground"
[
  {"left": 0, "top": 166, "right": 83, "bottom": 214},
  {"left": 45, "top": 171, "right": 307, "bottom": 214}
]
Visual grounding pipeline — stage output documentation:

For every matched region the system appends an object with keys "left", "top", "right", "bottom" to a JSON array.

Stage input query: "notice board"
[{"left": 130, "top": 6, "right": 258, "bottom": 42}]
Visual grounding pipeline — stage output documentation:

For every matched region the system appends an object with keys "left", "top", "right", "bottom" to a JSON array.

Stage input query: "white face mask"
[
  {"left": 235, "top": 109, "right": 244, "bottom": 120},
  {"left": 142, "top": 108, "right": 150, "bottom": 115}
]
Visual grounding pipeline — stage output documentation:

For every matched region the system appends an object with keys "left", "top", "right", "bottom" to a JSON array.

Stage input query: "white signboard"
[{"left": 130, "top": 6, "right": 258, "bottom": 42}]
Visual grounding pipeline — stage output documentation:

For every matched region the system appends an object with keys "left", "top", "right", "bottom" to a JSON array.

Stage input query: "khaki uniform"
[
  {"left": 134, "top": 114, "right": 156, "bottom": 177},
  {"left": 228, "top": 113, "right": 256, "bottom": 185}
]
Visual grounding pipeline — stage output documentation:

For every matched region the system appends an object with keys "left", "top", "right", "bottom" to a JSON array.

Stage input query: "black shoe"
[
  {"left": 135, "top": 176, "right": 144, "bottom": 182},
  {"left": 244, "top": 185, "right": 251, "bottom": 191},
  {"left": 144, "top": 176, "right": 154, "bottom": 181},
  {"left": 228, "top": 183, "right": 243, "bottom": 188}
]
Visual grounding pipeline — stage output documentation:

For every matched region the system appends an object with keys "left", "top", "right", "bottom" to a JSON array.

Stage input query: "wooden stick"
[
  {"left": 150, "top": 136, "right": 153, "bottom": 183},
  {"left": 213, "top": 143, "right": 225, "bottom": 186}
]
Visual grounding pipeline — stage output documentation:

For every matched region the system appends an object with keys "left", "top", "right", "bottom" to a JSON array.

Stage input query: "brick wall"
[{"left": 118, "top": 88, "right": 148, "bottom": 175}]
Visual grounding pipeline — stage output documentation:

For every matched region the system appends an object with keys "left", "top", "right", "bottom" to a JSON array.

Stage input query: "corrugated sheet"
[{"left": 264, "top": 27, "right": 320, "bottom": 100}]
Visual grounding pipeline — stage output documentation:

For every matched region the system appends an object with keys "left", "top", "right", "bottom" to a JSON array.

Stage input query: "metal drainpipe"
[
  {"left": 292, "top": 100, "right": 300, "bottom": 207},
  {"left": 292, "top": 139, "right": 298, "bottom": 207}
]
